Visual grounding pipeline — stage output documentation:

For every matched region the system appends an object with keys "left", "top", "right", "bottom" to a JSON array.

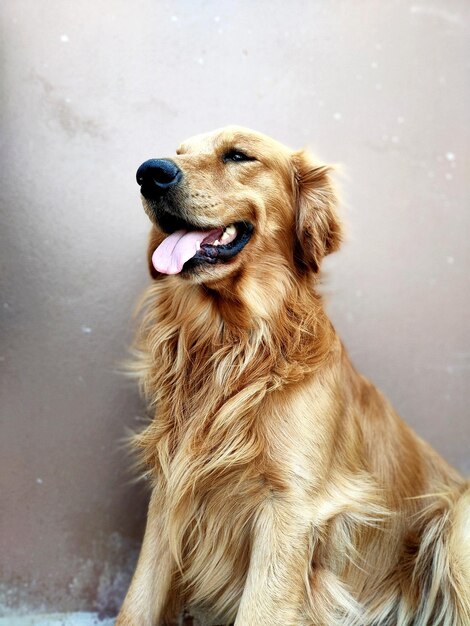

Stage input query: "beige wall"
[{"left": 1, "top": 0, "right": 469, "bottom": 616}]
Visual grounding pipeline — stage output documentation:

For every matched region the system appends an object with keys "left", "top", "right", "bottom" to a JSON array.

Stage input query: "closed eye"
[{"left": 222, "top": 149, "right": 257, "bottom": 163}]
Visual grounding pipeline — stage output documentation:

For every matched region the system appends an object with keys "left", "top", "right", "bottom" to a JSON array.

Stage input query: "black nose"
[{"left": 136, "top": 159, "right": 182, "bottom": 199}]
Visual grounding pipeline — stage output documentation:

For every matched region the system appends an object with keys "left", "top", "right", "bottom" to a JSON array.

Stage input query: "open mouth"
[{"left": 151, "top": 219, "right": 254, "bottom": 275}]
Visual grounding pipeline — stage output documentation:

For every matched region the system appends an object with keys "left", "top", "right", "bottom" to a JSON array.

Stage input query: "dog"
[{"left": 116, "top": 127, "right": 470, "bottom": 626}]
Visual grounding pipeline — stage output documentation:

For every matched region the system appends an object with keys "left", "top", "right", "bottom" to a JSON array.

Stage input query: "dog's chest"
[
  {"left": 167, "top": 454, "right": 265, "bottom": 619},
  {"left": 147, "top": 331, "right": 322, "bottom": 616}
]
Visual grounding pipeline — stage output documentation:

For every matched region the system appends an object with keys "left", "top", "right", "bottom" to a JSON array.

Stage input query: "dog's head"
[{"left": 137, "top": 126, "right": 342, "bottom": 290}]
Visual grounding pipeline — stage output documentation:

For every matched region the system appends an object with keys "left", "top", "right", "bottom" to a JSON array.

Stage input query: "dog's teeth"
[
  {"left": 213, "top": 239, "right": 220, "bottom": 246},
  {"left": 220, "top": 231, "right": 230, "bottom": 242},
  {"left": 225, "top": 224, "right": 236, "bottom": 236}
]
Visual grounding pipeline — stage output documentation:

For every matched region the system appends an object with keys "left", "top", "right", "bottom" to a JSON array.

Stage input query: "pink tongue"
[{"left": 151, "top": 229, "right": 215, "bottom": 275}]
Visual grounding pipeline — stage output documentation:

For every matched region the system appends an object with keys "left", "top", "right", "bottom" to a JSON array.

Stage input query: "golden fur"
[{"left": 117, "top": 127, "right": 470, "bottom": 626}]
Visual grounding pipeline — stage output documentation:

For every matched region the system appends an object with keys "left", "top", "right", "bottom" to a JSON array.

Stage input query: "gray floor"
[{"left": 0, "top": 614, "right": 114, "bottom": 626}]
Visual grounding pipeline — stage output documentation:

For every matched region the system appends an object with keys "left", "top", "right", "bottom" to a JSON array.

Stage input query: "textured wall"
[{"left": 1, "top": 0, "right": 469, "bottom": 616}]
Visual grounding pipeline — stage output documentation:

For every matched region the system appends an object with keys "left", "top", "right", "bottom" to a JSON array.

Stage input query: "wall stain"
[
  {"left": 31, "top": 72, "right": 107, "bottom": 140},
  {"left": 0, "top": 533, "right": 138, "bottom": 618}
]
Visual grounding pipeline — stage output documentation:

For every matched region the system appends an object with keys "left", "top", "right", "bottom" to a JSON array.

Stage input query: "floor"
[
  {"left": 0, "top": 614, "right": 114, "bottom": 626},
  {"left": 0, "top": 613, "right": 196, "bottom": 626}
]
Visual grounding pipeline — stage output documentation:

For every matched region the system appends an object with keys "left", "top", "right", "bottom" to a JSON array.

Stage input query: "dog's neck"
[
  {"left": 133, "top": 273, "right": 340, "bottom": 488},
  {"left": 136, "top": 274, "right": 337, "bottom": 391}
]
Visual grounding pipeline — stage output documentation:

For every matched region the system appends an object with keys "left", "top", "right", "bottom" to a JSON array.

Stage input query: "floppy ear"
[{"left": 292, "top": 150, "right": 342, "bottom": 272}]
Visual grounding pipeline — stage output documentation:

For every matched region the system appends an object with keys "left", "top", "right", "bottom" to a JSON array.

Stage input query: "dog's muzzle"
[{"left": 136, "top": 159, "right": 182, "bottom": 200}]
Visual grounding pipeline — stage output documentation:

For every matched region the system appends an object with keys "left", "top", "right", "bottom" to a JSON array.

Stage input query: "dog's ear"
[{"left": 292, "top": 150, "right": 342, "bottom": 273}]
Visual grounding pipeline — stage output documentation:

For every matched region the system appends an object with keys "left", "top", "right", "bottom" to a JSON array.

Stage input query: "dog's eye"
[{"left": 222, "top": 149, "right": 256, "bottom": 163}]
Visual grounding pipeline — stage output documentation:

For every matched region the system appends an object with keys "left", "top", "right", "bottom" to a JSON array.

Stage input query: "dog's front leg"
[
  {"left": 234, "top": 499, "right": 311, "bottom": 626},
  {"left": 116, "top": 489, "right": 174, "bottom": 626}
]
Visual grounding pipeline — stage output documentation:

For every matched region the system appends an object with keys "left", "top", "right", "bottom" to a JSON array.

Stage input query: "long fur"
[{"left": 117, "top": 127, "right": 470, "bottom": 626}]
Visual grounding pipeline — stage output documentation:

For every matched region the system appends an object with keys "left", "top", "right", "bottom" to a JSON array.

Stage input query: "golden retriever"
[{"left": 116, "top": 127, "right": 470, "bottom": 626}]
